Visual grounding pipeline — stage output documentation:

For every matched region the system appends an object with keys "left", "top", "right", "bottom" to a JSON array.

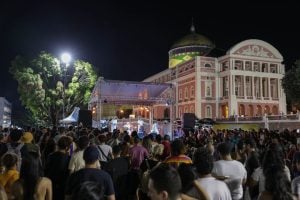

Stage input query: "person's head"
[
  {"left": 193, "top": 147, "right": 213, "bottom": 176},
  {"left": 244, "top": 138, "right": 256, "bottom": 152},
  {"left": 152, "top": 144, "right": 164, "bottom": 160},
  {"left": 163, "top": 135, "right": 170, "bottom": 141},
  {"left": 133, "top": 136, "right": 141, "bottom": 144},
  {"left": 171, "top": 139, "right": 186, "bottom": 156},
  {"left": 1, "top": 153, "right": 18, "bottom": 170},
  {"left": 156, "top": 134, "right": 162, "bottom": 143},
  {"left": 57, "top": 136, "right": 72, "bottom": 152},
  {"left": 131, "top": 131, "right": 138, "bottom": 138},
  {"left": 142, "top": 136, "right": 152, "bottom": 152},
  {"left": 148, "top": 164, "right": 182, "bottom": 200},
  {"left": 294, "top": 152, "right": 300, "bottom": 171},
  {"left": 112, "top": 130, "right": 119, "bottom": 139},
  {"left": 123, "top": 134, "right": 130, "bottom": 143},
  {"left": 20, "top": 152, "right": 41, "bottom": 200},
  {"left": 206, "top": 141, "right": 214, "bottom": 155},
  {"left": 9, "top": 129, "right": 23, "bottom": 142},
  {"left": 77, "top": 135, "right": 90, "bottom": 150},
  {"left": 120, "top": 142, "right": 129, "bottom": 157},
  {"left": 0, "top": 133, "right": 6, "bottom": 142},
  {"left": 83, "top": 145, "right": 100, "bottom": 165},
  {"left": 264, "top": 164, "right": 293, "bottom": 200},
  {"left": 98, "top": 134, "right": 106, "bottom": 144},
  {"left": 112, "top": 145, "right": 122, "bottom": 156},
  {"left": 71, "top": 181, "right": 104, "bottom": 200},
  {"left": 21, "top": 132, "right": 34, "bottom": 144},
  {"left": 177, "top": 163, "right": 197, "bottom": 193},
  {"left": 262, "top": 144, "right": 285, "bottom": 172},
  {"left": 217, "top": 142, "right": 233, "bottom": 157}
]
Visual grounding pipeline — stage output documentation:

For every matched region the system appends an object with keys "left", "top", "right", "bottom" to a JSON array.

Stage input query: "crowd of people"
[{"left": 0, "top": 125, "right": 300, "bottom": 200}]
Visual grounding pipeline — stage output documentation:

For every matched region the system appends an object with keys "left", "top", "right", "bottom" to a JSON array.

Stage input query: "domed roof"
[{"left": 170, "top": 25, "right": 215, "bottom": 50}]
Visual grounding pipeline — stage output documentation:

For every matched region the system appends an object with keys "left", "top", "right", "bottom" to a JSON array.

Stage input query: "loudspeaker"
[
  {"left": 78, "top": 110, "right": 92, "bottom": 127},
  {"left": 183, "top": 113, "right": 195, "bottom": 129}
]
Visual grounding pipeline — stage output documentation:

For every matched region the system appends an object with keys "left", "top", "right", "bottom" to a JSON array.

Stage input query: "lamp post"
[{"left": 61, "top": 53, "right": 71, "bottom": 121}]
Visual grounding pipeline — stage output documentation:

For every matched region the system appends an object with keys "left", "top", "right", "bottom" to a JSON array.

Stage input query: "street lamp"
[{"left": 61, "top": 52, "right": 71, "bottom": 120}]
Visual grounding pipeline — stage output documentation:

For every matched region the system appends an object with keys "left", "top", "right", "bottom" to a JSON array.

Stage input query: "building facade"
[
  {"left": 144, "top": 27, "right": 287, "bottom": 120},
  {"left": 0, "top": 97, "right": 12, "bottom": 128}
]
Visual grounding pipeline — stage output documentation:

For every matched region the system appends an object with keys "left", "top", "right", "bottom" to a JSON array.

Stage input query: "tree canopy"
[
  {"left": 9, "top": 51, "right": 98, "bottom": 126},
  {"left": 282, "top": 60, "right": 300, "bottom": 109}
]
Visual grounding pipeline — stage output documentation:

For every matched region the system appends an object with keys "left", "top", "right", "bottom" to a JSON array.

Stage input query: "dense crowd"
[{"left": 0, "top": 125, "right": 300, "bottom": 200}]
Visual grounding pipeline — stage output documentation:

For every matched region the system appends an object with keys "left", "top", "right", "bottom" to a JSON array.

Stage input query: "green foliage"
[
  {"left": 282, "top": 60, "right": 300, "bottom": 108},
  {"left": 9, "top": 51, "right": 98, "bottom": 126}
]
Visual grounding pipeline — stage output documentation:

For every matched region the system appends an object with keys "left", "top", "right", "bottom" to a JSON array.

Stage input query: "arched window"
[
  {"left": 205, "top": 63, "right": 211, "bottom": 68},
  {"left": 178, "top": 107, "right": 182, "bottom": 118},
  {"left": 184, "top": 87, "right": 189, "bottom": 99},
  {"left": 190, "top": 86, "right": 195, "bottom": 98},
  {"left": 190, "top": 105, "right": 194, "bottom": 113},
  {"left": 206, "top": 105, "right": 212, "bottom": 118},
  {"left": 184, "top": 106, "right": 189, "bottom": 113},
  {"left": 179, "top": 89, "right": 183, "bottom": 100},
  {"left": 206, "top": 82, "right": 212, "bottom": 97}
]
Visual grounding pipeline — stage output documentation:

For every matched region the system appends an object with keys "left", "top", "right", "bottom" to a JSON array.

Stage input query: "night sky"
[{"left": 1, "top": 1, "right": 299, "bottom": 114}]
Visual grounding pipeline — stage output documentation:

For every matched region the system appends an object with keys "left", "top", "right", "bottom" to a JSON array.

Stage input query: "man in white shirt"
[
  {"left": 68, "top": 135, "right": 100, "bottom": 173},
  {"left": 212, "top": 142, "right": 247, "bottom": 200},
  {"left": 187, "top": 147, "right": 232, "bottom": 200}
]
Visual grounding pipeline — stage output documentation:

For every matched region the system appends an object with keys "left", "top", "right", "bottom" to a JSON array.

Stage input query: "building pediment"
[
  {"left": 227, "top": 39, "right": 283, "bottom": 60},
  {"left": 233, "top": 45, "right": 277, "bottom": 59}
]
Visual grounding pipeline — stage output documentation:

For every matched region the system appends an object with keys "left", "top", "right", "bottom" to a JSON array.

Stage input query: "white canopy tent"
[
  {"left": 89, "top": 78, "right": 175, "bottom": 136},
  {"left": 59, "top": 107, "right": 80, "bottom": 124}
]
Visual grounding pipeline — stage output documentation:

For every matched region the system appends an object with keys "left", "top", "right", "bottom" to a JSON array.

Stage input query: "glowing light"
[{"left": 61, "top": 53, "right": 71, "bottom": 65}]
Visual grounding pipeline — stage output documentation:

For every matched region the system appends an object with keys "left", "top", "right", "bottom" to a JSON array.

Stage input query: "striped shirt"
[{"left": 164, "top": 154, "right": 192, "bottom": 167}]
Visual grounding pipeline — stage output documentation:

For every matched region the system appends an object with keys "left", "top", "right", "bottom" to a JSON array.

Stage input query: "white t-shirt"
[
  {"left": 188, "top": 177, "right": 232, "bottom": 200},
  {"left": 68, "top": 150, "right": 100, "bottom": 173},
  {"left": 251, "top": 165, "right": 291, "bottom": 193},
  {"left": 212, "top": 160, "right": 247, "bottom": 200},
  {"left": 292, "top": 176, "right": 300, "bottom": 196},
  {"left": 98, "top": 144, "right": 112, "bottom": 162}
]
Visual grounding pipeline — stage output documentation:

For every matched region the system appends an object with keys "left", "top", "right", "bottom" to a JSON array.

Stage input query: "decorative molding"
[{"left": 234, "top": 45, "right": 277, "bottom": 59}]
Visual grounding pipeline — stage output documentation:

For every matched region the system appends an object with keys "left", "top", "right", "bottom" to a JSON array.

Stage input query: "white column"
[
  {"left": 149, "top": 106, "right": 153, "bottom": 131},
  {"left": 277, "top": 78, "right": 280, "bottom": 99},
  {"left": 232, "top": 75, "right": 236, "bottom": 96},
  {"left": 268, "top": 78, "right": 271, "bottom": 98},
  {"left": 169, "top": 104, "right": 173, "bottom": 140},
  {"left": 260, "top": 77, "right": 263, "bottom": 98},
  {"left": 175, "top": 66, "right": 178, "bottom": 118},
  {"left": 243, "top": 76, "right": 246, "bottom": 99},
  {"left": 252, "top": 76, "right": 255, "bottom": 100},
  {"left": 215, "top": 60, "right": 220, "bottom": 118},
  {"left": 195, "top": 57, "right": 202, "bottom": 118}
]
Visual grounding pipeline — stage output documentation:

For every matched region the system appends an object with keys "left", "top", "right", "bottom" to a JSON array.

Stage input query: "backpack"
[
  {"left": 140, "top": 159, "right": 161, "bottom": 193},
  {"left": 6, "top": 143, "right": 24, "bottom": 171}
]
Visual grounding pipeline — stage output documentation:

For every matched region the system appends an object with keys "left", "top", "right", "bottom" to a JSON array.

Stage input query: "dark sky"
[{"left": 1, "top": 1, "right": 299, "bottom": 112}]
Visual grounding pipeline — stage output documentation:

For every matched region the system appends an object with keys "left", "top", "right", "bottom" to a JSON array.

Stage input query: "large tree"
[
  {"left": 10, "top": 51, "right": 98, "bottom": 126},
  {"left": 282, "top": 60, "right": 300, "bottom": 111}
]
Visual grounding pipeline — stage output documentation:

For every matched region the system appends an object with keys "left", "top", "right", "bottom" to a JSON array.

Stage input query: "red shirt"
[{"left": 161, "top": 140, "right": 171, "bottom": 160}]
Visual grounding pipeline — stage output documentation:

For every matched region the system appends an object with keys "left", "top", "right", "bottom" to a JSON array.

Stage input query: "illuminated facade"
[
  {"left": 144, "top": 26, "right": 287, "bottom": 120},
  {"left": 0, "top": 97, "right": 12, "bottom": 128}
]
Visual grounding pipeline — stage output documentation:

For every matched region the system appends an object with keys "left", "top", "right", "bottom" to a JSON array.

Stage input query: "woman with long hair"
[
  {"left": 10, "top": 152, "right": 52, "bottom": 200},
  {"left": 258, "top": 164, "right": 296, "bottom": 200}
]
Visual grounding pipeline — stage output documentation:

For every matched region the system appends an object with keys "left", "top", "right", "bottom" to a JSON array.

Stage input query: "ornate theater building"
[{"left": 143, "top": 25, "right": 287, "bottom": 120}]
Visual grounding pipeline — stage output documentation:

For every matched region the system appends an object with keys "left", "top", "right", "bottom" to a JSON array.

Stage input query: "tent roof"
[
  {"left": 90, "top": 78, "right": 174, "bottom": 106},
  {"left": 59, "top": 107, "right": 80, "bottom": 123}
]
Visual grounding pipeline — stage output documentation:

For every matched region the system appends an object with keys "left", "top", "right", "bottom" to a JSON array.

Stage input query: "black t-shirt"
[
  {"left": 65, "top": 168, "right": 115, "bottom": 197},
  {"left": 105, "top": 157, "right": 129, "bottom": 183},
  {"left": 45, "top": 151, "right": 70, "bottom": 186}
]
